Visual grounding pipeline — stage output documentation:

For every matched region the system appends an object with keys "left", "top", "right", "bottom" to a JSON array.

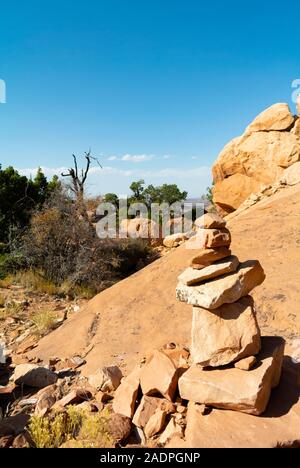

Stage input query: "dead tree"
[{"left": 61, "top": 150, "right": 101, "bottom": 220}]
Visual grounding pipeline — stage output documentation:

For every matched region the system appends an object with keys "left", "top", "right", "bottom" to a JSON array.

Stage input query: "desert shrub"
[
  {"left": 75, "top": 410, "right": 112, "bottom": 448},
  {"left": 113, "top": 238, "right": 152, "bottom": 276},
  {"left": 59, "top": 281, "right": 97, "bottom": 299},
  {"left": 0, "top": 300, "right": 25, "bottom": 321},
  {"left": 17, "top": 191, "right": 152, "bottom": 293},
  {"left": 29, "top": 407, "right": 111, "bottom": 448},
  {"left": 11, "top": 270, "right": 60, "bottom": 295},
  {"left": 0, "top": 249, "right": 27, "bottom": 280},
  {"left": 29, "top": 412, "right": 70, "bottom": 448},
  {"left": 31, "top": 310, "right": 58, "bottom": 336}
]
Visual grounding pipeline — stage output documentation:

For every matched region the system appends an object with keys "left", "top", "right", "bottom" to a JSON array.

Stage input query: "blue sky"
[{"left": 0, "top": 0, "right": 299, "bottom": 197}]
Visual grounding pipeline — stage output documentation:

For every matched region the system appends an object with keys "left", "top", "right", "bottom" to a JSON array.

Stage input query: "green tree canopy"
[
  {"left": 0, "top": 165, "right": 59, "bottom": 244},
  {"left": 131, "top": 181, "right": 188, "bottom": 207},
  {"left": 103, "top": 193, "right": 119, "bottom": 207},
  {"left": 129, "top": 180, "right": 145, "bottom": 202}
]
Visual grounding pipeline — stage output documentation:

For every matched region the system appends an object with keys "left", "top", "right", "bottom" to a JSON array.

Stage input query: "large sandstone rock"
[
  {"left": 132, "top": 395, "right": 175, "bottom": 428},
  {"left": 212, "top": 104, "right": 300, "bottom": 214},
  {"left": 194, "top": 213, "right": 226, "bottom": 229},
  {"left": 184, "top": 353, "right": 300, "bottom": 448},
  {"left": 108, "top": 413, "right": 132, "bottom": 443},
  {"left": 280, "top": 161, "right": 300, "bottom": 186},
  {"left": 292, "top": 118, "right": 300, "bottom": 136},
  {"left": 53, "top": 388, "right": 92, "bottom": 409},
  {"left": 13, "top": 364, "right": 57, "bottom": 388},
  {"left": 35, "top": 392, "right": 56, "bottom": 416},
  {"left": 245, "top": 103, "right": 295, "bottom": 133},
  {"left": 88, "top": 366, "right": 123, "bottom": 392},
  {"left": 191, "top": 296, "right": 260, "bottom": 367},
  {"left": 186, "top": 228, "right": 231, "bottom": 250},
  {"left": 213, "top": 173, "right": 260, "bottom": 215},
  {"left": 176, "top": 260, "right": 265, "bottom": 309},
  {"left": 159, "top": 417, "right": 184, "bottom": 445},
  {"left": 178, "top": 256, "right": 239, "bottom": 286},
  {"left": 140, "top": 350, "right": 178, "bottom": 401},
  {"left": 163, "top": 233, "right": 188, "bottom": 248},
  {"left": 179, "top": 336, "right": 285, "bottom": 415},
  {"left": 112, "top": 366, "right": 141, "bottom": 418},
  {"left": 0, "top": 414, "right": 30, "bottom": 437},
  {"left": 144, "top": 409, "right": 167, "bottom": 438}
]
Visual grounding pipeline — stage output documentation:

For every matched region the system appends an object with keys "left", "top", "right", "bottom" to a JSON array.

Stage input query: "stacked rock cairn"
[
  {"left": 176, "top": 212, "right": 285, "bottom": 416},
  {"left": 110, "top": 212, "right": 286, "bottom": 444}
]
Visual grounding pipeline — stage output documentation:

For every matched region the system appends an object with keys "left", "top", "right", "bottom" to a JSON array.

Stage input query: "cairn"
[
  {"left": 176, "top": 212, "right": 285, "bottom": 415},
  {"left": 110, "top": 213, "right": 286, "bottom": 444}
]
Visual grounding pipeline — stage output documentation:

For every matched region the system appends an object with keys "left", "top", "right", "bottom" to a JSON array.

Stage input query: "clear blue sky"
[{"left": 0, "top": 0, "right": 299, "bottom": 196}]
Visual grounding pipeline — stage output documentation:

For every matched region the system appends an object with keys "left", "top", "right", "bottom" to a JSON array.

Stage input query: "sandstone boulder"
[
  {"left": 34, "top": 385, "right": 58, "bottom": 416},
  {"left": 213, "top": 173, "right": 260, "bottom": 215},
  {"left": 53, "top": 388, "right": 92, "bottom": 409},
  {"left": 292, "top": 118, "right": 300, "bottom": 136},
  {"left": 212, "top": 108, "right": 300, "bottom": 214},
  {"left": 163, "top": 233, "right": 188, "bottom": 248},
  {"left": 140, "top": 350, "right": 178, "bottom": 401},
  {"left": 158, "top": 417, "right": 184, "bottom": 445},
  {"left": 194, "top": 212, "right": 226, "bottom": 229},
  {"left": 161, "top": 345, "right": 190, "bottom": 368},
  {"left": 35, "top": 393, "right": 56, "bottom": 416},
  {"left": 176, "top": 260, "right": 265, "bottom": 309},
  {"left": 184, "top": 353, "right": 300, "bottom": 447},
  {"left": 280, "top": 161, "right": 300, "bottom": 186},
  {"left": 234, "top": 356, "right": 257, "bottom": 371},
  {"left": 108, "top": 413, "right": 132, "bottom": 443},
  {"left": 189, "top": 247, "right": 231, "bottom": 268},
  {"left": 112, "top": 366, "right": 141, "bottom": 418},
  {"left": 187, "top": 228, "right": 231, "bottom": 250},
  {"left": 179, "top": 336, "right": 285, "bottom": 415},
  {"left": 0, "top": 413, "right": 30, "bottom": 437},
  {"left": 191, "top": 296, "right": 260, "bottom": 367},
  {"left": 245, "top": 103, "right": 295, "bottom": 133},
  {"left": 144, "top": 409, "right": 167, "bottom": 438},
  {"left": 132, "top": 396, "right": 175, "bottom": 428},
  {"left": 178, "top": 256, "right": 239, "bottom": 286},
  {"left": 13, "top": 364, "right": 58, "bottom": 388},
  {"left": 88, "top": 366, "right": 123, "bottom": 392}
]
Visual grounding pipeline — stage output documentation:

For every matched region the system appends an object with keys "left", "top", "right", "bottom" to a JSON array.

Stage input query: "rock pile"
[
  {"left": 175, "top": 212, "right": 285, "bottom": 416},
  {"left": 94, "top": 213, "right": 287, "bottom": 446}
]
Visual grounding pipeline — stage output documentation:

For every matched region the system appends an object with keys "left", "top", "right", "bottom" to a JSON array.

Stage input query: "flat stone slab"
[
  {"left": 140, "top": 350, "right": 178, "bottom": 401},
  {"left": 178, "top": 256, "right": 239, "bottom": 286},
  {"left": 179, "top": 336, "right": 285, "bottom": 415},
  {"left": 189, "top": 247, "right": 231, "bottom": 268},
  {"left": 113, "top": 365, "right": 141, "bottom": 418},
  {"left": 184, "top": 351, "right": 300, "bottom": 448},
  {"left": 191, "top": 296, "right": 260, "bottom": 367},
  {"left": 176, "top": 260, "right": 265, "bottom": 309}
]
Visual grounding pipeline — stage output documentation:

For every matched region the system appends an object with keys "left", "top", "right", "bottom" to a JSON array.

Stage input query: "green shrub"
[{"left": 17, "top": 192, "right": 153, "bottom": 293}]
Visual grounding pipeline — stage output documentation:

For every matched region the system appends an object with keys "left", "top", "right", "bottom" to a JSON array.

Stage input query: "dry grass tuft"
[{"left": 29, "top": 406, "right": 112, "bottom": 448}]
